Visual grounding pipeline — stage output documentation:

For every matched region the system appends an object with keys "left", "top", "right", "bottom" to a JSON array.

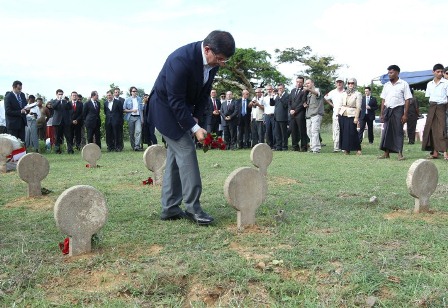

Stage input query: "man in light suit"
[
  {"left": 83, "top": 91, "right": 102, "bottom": 148},
  {"left": 104, "top": 90, "right": 124, "bottom": 152},
  {"left": 358, "top": 86, "right": 378, "bottom": 144},
  {"left": 4, "top": 81, "right": 27, "bottom": 142},
  {"left": 148, "top": 30, "right": 235, "bottom": 225},
  {"left": 220, "top": 91, "right": 239, "bottom": 150},
  {"left": 123, "top": 86, "right": 144, "bottom": 151},
  {"left": 48, "top": 89, "right": 72, "bottom": 153}
]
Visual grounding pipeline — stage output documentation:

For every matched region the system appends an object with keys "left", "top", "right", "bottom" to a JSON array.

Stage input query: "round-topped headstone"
[
  {"left": 54, "top": 185, "right": 108, "bottom": 256},
  {"left": 0, "top": 137, "right": 14, "bottom": 173},
  {"left": 17, "top": 153, "right": 50, "bottom": 197},
  {"left": 224, "top": 167, "right": 267, "bottom": 228},
  {"left": 82, "top": 143, "right": 101, "bottom": 167},
  {"left": 406, "top": 159, "right": 438, "bottom": 213},
  {"left": 250, "top": 143, "right": 273, "bottom": 176},
  {"left": 143, "top": 145, "right": 166, "bottom": 185}
]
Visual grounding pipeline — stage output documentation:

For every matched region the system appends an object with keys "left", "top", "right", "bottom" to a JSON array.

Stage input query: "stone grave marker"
[
  {"left": 0, "top": 136, "right": 13, "bottom": 173},
  {"left": 250, "top": 143, "right": 273, "bottom": 177},
  {"left": 17, "top": 153, "right": 50, "bottom": 197},
  {"left": 143, "top": 145, "right": 167, "bottom": 185},
  {"left": 224, "top": 144, "right": 272, "bottom": 228},
  {"left": 54, "top": 185, "right": 108, "bottom": 256},
  {"left": 406, "top": 159, "right": 438, "bottom": 213},
  {"left": 82, "top": 143, "right": 101, "bottom": 168}
]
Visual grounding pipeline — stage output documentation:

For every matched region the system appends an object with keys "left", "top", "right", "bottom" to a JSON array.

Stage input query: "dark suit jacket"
[
  {"left": 207, "top": 97, "right": 222, "bottom": 128},
  {"left": 289, "top": 88, "right": 307, "bottom": 116},
  {"left": 273, "top": 93, "right": 290, "bottom": 122},
  {"left": 83, "top": 100, "right": 101, "bottom": 129},
  {"left": 4, "top": 92, "right": 27, "bottom": 130},
  {"left": 70, "top": 101, "right": 84, "bottom": 125},
  {"left": 51, "top": 99, "right": 71, "bottom": 126},
  {"left": 237, "top": 98, "right": 251, "bottom": 125},
  {"left": 360, "top": 96, "right": 378, "bottom": 120},
  {"left": 148, "top": 41, "right": 219, "bottom": 140},
  {"left": 104, "top": 99, "right": 124, "bottom": 126},
  {"left": 220, "top": 99, "right": 239, "bottom": 127}
]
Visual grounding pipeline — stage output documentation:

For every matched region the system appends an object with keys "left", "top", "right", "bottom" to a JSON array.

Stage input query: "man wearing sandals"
[
  {"left": 422, "top": 63, "right": 448, "bottom": 159},
  {"left": 378, "top": 65, "right": 411, "bottom": 161}
]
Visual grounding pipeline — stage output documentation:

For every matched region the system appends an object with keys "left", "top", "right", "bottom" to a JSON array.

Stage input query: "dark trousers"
[
  {"left": 55, "top": 123, "right": 72, "bottom": 152},
  {"left": 237, "top": 116, "right": 251, "bottom": 148},
  {"left": 407, "top": 116, "right": 418, "bottom": 143},
  {"left": 86, "top": 125, "right": 101, "bottom": 148},
  {"left": 223, "top": 123, "right": 237, "bottom": 149},
  {"left": 265, "top": 114, "right": 275, "bottom": 148},
  {"left": 290, "top": 112, "right": 307, "bottom": 150},
  {"left": 358, "top": 115, "right": 374, "bottom": 143},
  {"left": 0, "top": 126, "right": 7, "bottom": 134},
  {"left": 71, "top": 123, "right": 82, "bottom": 149},
  {"left": 7, "top": 127, "right": 26, "bottom": 144},
  {"left": 105, "top": 122, "right": 122, "bottom": 150},
  {"left": 275, "top": 121, "right": 288, "bottom": 150}
]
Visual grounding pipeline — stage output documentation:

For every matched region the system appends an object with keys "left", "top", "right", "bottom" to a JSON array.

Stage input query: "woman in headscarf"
[{"left": 338, "top": 78, "right": 362, "bottom": 155}]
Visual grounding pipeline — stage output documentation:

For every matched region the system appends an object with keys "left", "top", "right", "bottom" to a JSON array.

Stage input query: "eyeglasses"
[
  {"left": 209, "top": 48, "right": 230, "bottom": 64},
  {"left": 347, "top": 82, "right": 355, "bottom": 85}
]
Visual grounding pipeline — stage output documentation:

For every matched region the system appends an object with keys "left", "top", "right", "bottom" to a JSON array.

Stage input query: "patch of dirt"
[
  {"left": 280, "top": 268, "right": 312, "bottom": 283},
  {"left": 383, "top": 210, "right": 448, "bottom": 223},
  {"left": 380, "top": 240, "right": 403, "bottom": 250},
  {"left": 310, "top": 227, "right": 339, "bottom": 235},
  {"left": 185, "top": 281, "right": 271, "bottom": 307},
  {"left": 338, "top": 192, "right": 360, "bottom": 198},
  {"left": 4, "top": 196, "right": 54, "bottom": 210},
  {"left": 269, "top": 176, "right": 300, "bottom": 186},
  {"left": 229, "top": 241, "right": 273, "bottom": 261}
]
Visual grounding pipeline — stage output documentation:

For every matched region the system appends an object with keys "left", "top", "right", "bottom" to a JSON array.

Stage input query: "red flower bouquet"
[
  {"left": 203, "top": 133, "right": 226, "bottom": 153},
  {"left": 142, "top": 177, "right": 154, "bottom": 185}
]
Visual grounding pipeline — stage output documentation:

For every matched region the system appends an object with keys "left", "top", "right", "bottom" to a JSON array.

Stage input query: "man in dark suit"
[
  {"left": 83, "top": 91, "right": 102, "bottom": 148},
  {"left": 272, "top": 84, "right": 290, "bottom": 151},
  {"left": 206, "top": 89, "right": 222, "bottom": 136},
  {"left": 113, "top": 88, "right": 125, "bottom": 151},
  {"left": 148, "top": 30, "right": 235, "bottom": 225},
  {"left": 104, "top": 90, "right": 124, "bottom": 151},
  {"left": 4, "top": 81, "right": 27, "bottom": 142},
  {"left": 220, "top": 91, "right": 239, "bottom": 150},
  {"left": 237, "top": 89, "right": 251, "bottom": 149},
  {"left": 289, "top": 76, "right": 308, "bottom": 151},
  {"left": 49, "top": 89, "right": 72, "bottom": 154},
  {"left": 358, "top": 86, "right": 378, "bottom": 144},
  {"left": 69, "top": 91, "right": 83, "bottom": 151}
]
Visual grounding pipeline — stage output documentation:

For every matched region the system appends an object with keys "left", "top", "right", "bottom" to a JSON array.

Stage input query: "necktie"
[
  {"left": 213, "top": 99, "right": 217, "bottom": 111},
  {"left": 93, "top": 102, "right": 97, "bottom": 110},
  {"left": 242, "top": 99, "right": 246, "bottom": 116},
  {"left": 17, "top": 94, "right": 22, "bottom": 107},
  {"left": 73, "top": 102, "right": 76, "bottom": 111},
  {"left": 227, "top": 100, "right": 231, "bottom": 106},
  {"left": 366, "top": 97, "right": 370, "bottom": 114}
]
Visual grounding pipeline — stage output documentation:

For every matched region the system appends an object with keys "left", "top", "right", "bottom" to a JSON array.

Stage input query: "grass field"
[{"left": 1, "top": 129, "right": 448, "bottom": 307}]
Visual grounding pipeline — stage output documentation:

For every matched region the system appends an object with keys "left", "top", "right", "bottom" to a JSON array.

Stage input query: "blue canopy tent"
[{"left": 379, "top": 70, "right": 433, "bottom": 90}]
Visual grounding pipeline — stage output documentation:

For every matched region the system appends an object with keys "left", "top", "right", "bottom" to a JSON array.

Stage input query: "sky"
[{"left": 0, "top": 0, "right": 446, "bottom": 99}]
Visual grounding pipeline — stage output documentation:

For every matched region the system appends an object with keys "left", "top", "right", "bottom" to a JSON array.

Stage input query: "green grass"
[{"left": 1, "top": 128, "right": 448, "bottom": 307}]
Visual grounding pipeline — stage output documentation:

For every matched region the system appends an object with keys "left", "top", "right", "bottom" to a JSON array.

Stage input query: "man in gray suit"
[
  {"left": 48, "top": 89, "right": 72, "bottom": 154},
  {"left": 272, "top": 84, "right": 290, "bottom": 151},
  {"left": 220, "top": 91, "right": 239, "bottom": 150}
]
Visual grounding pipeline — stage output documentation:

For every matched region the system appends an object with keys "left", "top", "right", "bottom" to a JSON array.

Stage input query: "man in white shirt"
[
  {"left": 262, "top": 85, "right": 276, "bottom": 149},
  {"left": 378, "top": 65, "right": 412, "bottom": 160},
  {"left": 324, "top": 77, "right": 345, "bottom": 152},
  {"left": 123, "top": 86, "right": 143, "bottom": 151},
  {"left": 422, "top": 63, "right": 448, "bottom": 159}
]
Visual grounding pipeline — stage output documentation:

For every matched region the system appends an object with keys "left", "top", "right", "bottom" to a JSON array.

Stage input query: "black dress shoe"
[
  {"left": 160, "top": 211, "right": 187, "bottom": 221},
  {"left": 185, "top": 211, "right": 214, "bottom": 225}
]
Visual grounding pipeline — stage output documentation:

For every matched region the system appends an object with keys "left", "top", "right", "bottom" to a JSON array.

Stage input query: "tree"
[
  {"left": 275, "top": 46, "right": 343, "bottom": 96},
  {"left": 213, "top": 48, "right": 289, "bottom": 98}
]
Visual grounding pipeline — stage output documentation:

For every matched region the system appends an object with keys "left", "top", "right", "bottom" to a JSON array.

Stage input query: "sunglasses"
[{"left": 347, "top": 82, "right": 355, "bottom": 85}]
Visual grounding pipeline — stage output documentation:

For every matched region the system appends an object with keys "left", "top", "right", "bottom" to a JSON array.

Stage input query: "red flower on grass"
[
  {"left": 142, "top": 177, "right": 154, "bottom": 185},
  {"left": 203, "top": 133, "right": 226, "bottom": 152}
]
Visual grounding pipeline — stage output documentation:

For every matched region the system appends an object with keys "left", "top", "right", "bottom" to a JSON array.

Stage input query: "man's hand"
[
  {"left": 401, "top": 114, "right": 407, "bottom": 124},
  {"left": 290, "top": 110, "right": 295, "bottom": 115},
  {"left": 195, "top": 128, "right": 207, "bottom": 142}
]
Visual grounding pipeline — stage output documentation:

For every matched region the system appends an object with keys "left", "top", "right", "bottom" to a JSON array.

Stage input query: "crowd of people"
[
  {"left": 0, "top": 84, "right": 157, "bottom": 154},
  {"left": 1, "top": 67, "right": 447, "bottom": 162}
]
